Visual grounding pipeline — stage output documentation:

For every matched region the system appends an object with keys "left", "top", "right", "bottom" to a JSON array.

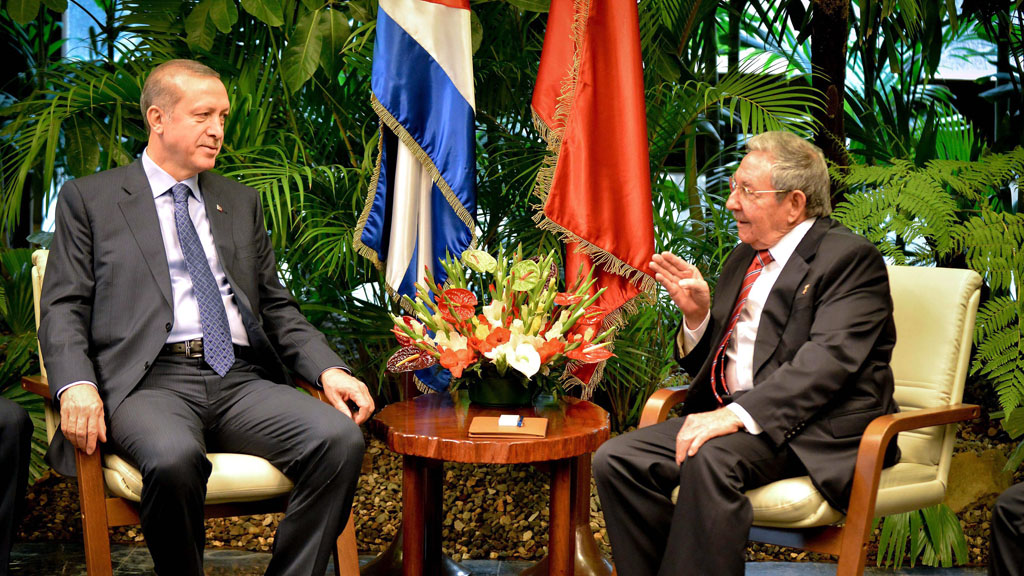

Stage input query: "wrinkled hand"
[
  {"left": 675, "top": 408, "right": 742, "bottom": 464},
  {"left": 60, "top": 384, "right": 107, "bottom": 455},
  {"left": 650, "top": 252, "right": 711, "bottom": 329},
  {"left": 321, "top": 368, "right": 375, "bottom": 425}
]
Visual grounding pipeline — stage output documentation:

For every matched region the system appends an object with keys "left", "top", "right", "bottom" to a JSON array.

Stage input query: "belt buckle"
[{"left": 184, "top": 339, "right": 202, "bottom": 358}]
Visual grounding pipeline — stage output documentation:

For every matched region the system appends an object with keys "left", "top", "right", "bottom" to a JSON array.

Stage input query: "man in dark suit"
[
  {"left": 991, "top": 482, "right": 1024, "bottom": 576},
  {"left": 0, "top": 398, "right": 32, "bottom": 576},
  {"left": 593, "top": 131, "right": 899, "bottom": 576},
  {"left": 38, "top": 59, "right": 374, "bottom": 576}
]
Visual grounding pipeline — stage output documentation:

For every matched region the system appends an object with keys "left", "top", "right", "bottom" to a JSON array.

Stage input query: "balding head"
[{"left": 140, "top": 59, "right": 221, "bottom": 133}]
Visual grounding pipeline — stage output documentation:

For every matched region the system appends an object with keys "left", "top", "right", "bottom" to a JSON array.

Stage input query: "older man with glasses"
[{"left": 594, "top": 131, "right": 901, "bottom": 576}]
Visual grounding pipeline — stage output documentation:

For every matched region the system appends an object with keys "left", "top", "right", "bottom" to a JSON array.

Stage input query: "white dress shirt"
[
  {"left": 680, "top": 218, "right": 817, "bottom": 434},
  {"left": 143, "top": 149, "right": 250, "bottom": 346}
]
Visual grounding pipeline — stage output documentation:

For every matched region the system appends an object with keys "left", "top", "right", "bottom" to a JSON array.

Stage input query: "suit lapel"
[
  {"left": 199, "top": 173, "right": 235, "bottom": 272},
  {"left": 198, "top": 173, "right": 255, "bottom": 317},
  {"left": 752, "top": 218, "right": 832, "bottom": 378},
  {"left": 118, "top": 161, "right": 172, "bottom": 307}
]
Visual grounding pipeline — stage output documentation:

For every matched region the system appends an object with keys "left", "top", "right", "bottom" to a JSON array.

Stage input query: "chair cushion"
[
  {"left": 670, "top": 462, "right": 943, "bottom": 528},
  {"left": 103, "top": 453, "right": 294, "bottom": 504}
]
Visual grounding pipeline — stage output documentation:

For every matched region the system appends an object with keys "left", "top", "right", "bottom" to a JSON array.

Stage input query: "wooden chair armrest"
[
  {"left": 22, "top": 375, "right": 48, "bottom": 399},
  {"left": 638, "top": 386, "right": 689, "bottom": 428},
  {"left": 840, "top": 403, "right": 980, "bottom": 557},
  {"left": 294, "top": 375, "right": 330, "bottom": 404}
]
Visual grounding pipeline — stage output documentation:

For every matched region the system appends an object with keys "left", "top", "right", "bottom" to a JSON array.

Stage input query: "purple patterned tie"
[
  {"left": 709, "top": 249, "right": 773, "bottom": 405},
  {"left": 171, "top": 183, "right": 234, "bottom": 376}
]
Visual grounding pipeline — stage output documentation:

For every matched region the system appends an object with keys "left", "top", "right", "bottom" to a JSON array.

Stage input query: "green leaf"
[
  {"left": 7, "top": 0, "right": 42, "bottom": 25},
  {"left": 40, "top": 0, "right": 67, "bottom": 12},
  {"left": 344, "top": 0, "right": 375, "bottom": 23},
  {"left": 1005, "top": 407, "right": 1024, "bottom": 439},
  {"left": 66, "top": 117, "right": 100, "bottom": 178},
  {"left": 281, "top": 9, "right": 324, "bottom": 93},
  {"left": 470, "top": 9, "right": 483, "bottom": 55},
  {"left": 504, "top": 0, "right": 550, "bottom": 13},
  {"left": 318, "top": 8, "right": 350, "bottom": 75},
  {"left": 300, "top": 0, "right": 320, "bottom": 11},
  {"left": 185, "top": 1, "right": 217, "bottom": 52},
  {"left": 208, "top": 0, "right": 239, "bottom": 33},
  {"left": 240, "top": 0, "right": 284, "bottom": 27}
]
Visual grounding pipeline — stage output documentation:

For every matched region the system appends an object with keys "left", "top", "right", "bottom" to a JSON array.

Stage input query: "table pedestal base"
[
  {"left": 521, "top": 457, "right": 612, "bottom": 576},
  {"left": 359, "top": 528, "right": 471, "bottom": 576}
]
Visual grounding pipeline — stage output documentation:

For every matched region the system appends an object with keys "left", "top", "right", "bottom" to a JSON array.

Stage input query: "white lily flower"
[
  {"left": 482, "top": 301, "right": 506, "bottom": 327},
  {"left": 484, "top": 341, "right": 513, "bottom": 362},
  {"left": 544, "top": 320, "right": 564, "bottom": 340},
  {"left": 510, "top": 318, "right": 526, "bottom": 335},
  {"left": 434, "top": 330, "right": 469, "bottom": 352},
  {"left": 507, "top": 341, "right": 541, "bottom": 379}
]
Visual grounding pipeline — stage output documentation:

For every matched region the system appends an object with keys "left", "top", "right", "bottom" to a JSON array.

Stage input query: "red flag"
[{"left": 532, "top": 0, "right": 656, "bottom": 393}]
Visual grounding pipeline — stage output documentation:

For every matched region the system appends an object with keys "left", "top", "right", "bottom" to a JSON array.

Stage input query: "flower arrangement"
[{"left": 386, "top": 247, "right": 614, "bottom": 391}]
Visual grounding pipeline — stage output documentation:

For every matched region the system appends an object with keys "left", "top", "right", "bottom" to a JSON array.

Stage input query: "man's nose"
[
  {"left": 725, "top": 187, "right": 742, "bottom": 211},
  {"left": 208, "top": 119, "right": 224, "bottom": 138}
]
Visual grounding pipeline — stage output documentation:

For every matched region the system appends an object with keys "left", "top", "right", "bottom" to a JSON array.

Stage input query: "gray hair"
[
  {"left": 746, "top": 131, "right": 832, "bottom": 217},
  {"left": 140, "top": 59, "right": 221, "bottom": 132}
]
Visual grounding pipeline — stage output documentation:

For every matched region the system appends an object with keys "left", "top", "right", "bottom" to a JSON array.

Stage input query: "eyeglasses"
[{"left": 729, "top": 175, "right": 790, "bottom": 200}]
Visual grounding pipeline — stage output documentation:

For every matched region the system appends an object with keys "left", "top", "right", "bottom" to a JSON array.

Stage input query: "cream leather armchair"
[
  {"left": 23, "top": 249, "right": 360, "bottom": 576},
  {"left": 639, "top": 265, "right": 983, "bottom": 576}
]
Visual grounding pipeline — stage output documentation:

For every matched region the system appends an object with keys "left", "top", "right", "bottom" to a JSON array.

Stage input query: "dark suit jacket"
[
  {"left": 677, "top": 217, "right": 899, "bottom": 512},
  {"left": 38, "top": 160, "right": 349, "bottom": 476}
]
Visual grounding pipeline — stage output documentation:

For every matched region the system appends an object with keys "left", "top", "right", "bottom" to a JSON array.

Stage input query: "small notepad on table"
[{"left": 468, "top": 416, "right": 548, "bottom": 438}]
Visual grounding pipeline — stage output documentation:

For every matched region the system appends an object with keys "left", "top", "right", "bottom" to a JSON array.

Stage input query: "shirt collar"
[
  {"left": 765, "top": 217, "right": 816, "bottom": 268},
  {"left": 141, "top": 148, "right": 203, "bottom": 203}
]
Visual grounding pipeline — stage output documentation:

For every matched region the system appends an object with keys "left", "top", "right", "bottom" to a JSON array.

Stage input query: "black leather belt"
[
  {"left": 162, "top": 338, "right": 205, "bottom": 358},
  {"left": 161, "top": 339, "right": 251, "bottom": 360}
]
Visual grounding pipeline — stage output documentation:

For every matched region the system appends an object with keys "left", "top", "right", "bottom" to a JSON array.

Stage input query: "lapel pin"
[
  {"left": 802, "top": 284, "right": 810, "bottom": 295},
  {"left": 216, "top": 204, "right": 223, "bottom": 212}
]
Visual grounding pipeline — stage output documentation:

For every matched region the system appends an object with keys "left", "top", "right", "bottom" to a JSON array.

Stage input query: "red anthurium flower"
[
  {"left": 566, "top": 343, "right": 614, "bottom": 363},
  {"left": 554, "top": 292, "right": 584, "bottom": 306},
  {"left": 439, "top": 347, "right": 476, "bottom": 379},
  {"left": 536, "top": 339, "right": 566, "bottom": 364},
  {"left": 437, "top": 288, "right": 477, "bottom": 323},
  {"left": 387, "top": 346, "right": 438, "bottom": 372},
  {"left": 576, "top": 305, "right": 605, "bottom": 326}
]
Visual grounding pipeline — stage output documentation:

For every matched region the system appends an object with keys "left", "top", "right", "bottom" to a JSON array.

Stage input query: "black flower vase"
[{"left": 467, "top": 365, "right": 537, "bottom": 407}]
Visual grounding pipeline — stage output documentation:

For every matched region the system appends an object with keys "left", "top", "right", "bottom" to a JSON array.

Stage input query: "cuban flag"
[{"left": 354, "top": 0, "right": 476, "bottom": 303}]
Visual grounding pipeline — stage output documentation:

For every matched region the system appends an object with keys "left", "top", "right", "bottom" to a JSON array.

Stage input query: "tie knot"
[
  {"left": 756, "top": 249, "right": 773, "bottom": 267},
  {"left": 171, "top": 183, "right": 191, "bottom": 205}
]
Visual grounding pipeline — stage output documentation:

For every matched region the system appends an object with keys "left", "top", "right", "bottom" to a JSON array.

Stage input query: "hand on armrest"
[{"left": 60, "top": 383, "right": 107, "bottom": 455}]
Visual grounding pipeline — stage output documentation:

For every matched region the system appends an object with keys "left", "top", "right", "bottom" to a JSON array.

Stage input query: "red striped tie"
[{"left": 710, "top": 249, "right": 773, "bottom": 405}]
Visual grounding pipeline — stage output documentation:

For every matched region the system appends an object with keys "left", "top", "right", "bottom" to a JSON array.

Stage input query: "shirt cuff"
[
  {"left": 726, "top": 403, "right": 763, "bottom": 435},
  {"left": 678, "top": 311, "right": 710, "bottom": 355},
  {"left": 317, "top": 366, "right": 351, "bottom": 387},
  {"left": 56, "top": 381, "right": 97, "bottom": 401}
]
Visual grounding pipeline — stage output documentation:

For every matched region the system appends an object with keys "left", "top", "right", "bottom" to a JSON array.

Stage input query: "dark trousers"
[
  {"left": 991, "top": 482, "right": 1024, "bottom": 576},
  {"left": 0, "top": 397, "right": 33, "bottom": 576},
  {"left": 107, "top": 354, "right": 365, "bottom": 576},
  {"left": 593, "top": 417, "right": 806, "bottom": 576}
]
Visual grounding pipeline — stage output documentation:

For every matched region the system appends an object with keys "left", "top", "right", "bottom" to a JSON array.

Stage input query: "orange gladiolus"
[{"left": 439, "top": 347, "right": 476, "bottom": 379}]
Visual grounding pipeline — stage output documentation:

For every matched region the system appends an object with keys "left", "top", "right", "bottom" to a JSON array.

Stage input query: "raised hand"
[{"left": 650, "top": 252, "right": 711, "bottom": 329}]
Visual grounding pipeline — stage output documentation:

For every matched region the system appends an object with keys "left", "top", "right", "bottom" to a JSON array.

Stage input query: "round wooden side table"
[{"left": 369, "top": 392, "right": 610, "bottom": 576}]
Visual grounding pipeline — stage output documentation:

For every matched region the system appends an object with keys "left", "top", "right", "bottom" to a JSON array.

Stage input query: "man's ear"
[
  {"left": 788, "top": 189, "right": 808, "bottom": 223},
  {"left": 147, "top": 106, "right": 164, "bottom": 135}
]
